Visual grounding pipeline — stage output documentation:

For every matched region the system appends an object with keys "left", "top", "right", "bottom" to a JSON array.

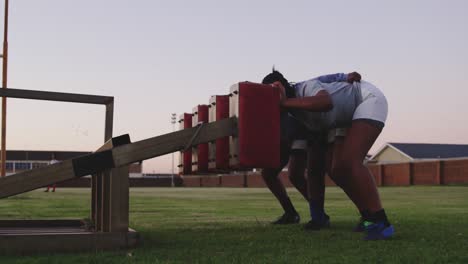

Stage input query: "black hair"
[{"left": 261, "top": 70, "right": 295, "bottom": 98}]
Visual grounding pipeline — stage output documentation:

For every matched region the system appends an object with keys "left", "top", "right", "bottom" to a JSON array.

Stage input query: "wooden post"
[
  {"left": 101, "top": 170, "right": 111, "bottom": 232},
  {"left": 92, "top": 172, "right": 103, "bottom": 231},
  {"left": 1, "top": 0, "right": 9, "bottom": 177},
  {"left": 92, "top": 101, "right": 114, "bottom": 230},
  {"left": 109, "top": 165, "right": 129, "bottom": 232}
]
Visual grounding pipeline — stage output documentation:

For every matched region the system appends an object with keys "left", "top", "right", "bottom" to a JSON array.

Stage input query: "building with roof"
[
  {"left": 370, "top": 143, "right": 468, "bottom": 164},
  {"left": 3, "top": 150, "right": 143, "bottom": 176}
]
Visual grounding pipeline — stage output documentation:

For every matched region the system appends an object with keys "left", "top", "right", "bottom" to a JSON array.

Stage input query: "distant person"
[
  {"left": 45, "top": 157, "right": 59, "bottom": 192},
  {"left": 265, "top": 69, "right": 394, "bottom": 240}
]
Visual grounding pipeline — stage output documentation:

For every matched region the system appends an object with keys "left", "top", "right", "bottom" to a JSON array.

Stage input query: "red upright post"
[
  {"left": 192, "top": 105, "right": 209, "bottom": 173},
  {"left": 208, "top": 95, "right": 230, "bottom": 171},
  {"left": 178, "top": 113, "right": 193, "bottom": 175}
]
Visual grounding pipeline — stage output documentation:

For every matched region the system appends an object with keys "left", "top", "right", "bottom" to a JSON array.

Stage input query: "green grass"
[{"left": 1, "top": 186, "right": 468, "bottom": 263}]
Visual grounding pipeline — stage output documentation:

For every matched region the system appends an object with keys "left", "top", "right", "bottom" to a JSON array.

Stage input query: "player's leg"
[
  {"left": 287, "top": 140, "right": 308, "bottom": 200},
  {"left": 304, "top": 135, "right": 330, "bottom": 230},
  {"left": 327, "top": 135, "right": 369, "bottom": 232},
  {"left": 331, "top": 120, "right": 393, "bottom": 239},
  {"left": 262, "top": 140, "right": 300, "bottom": 224}
]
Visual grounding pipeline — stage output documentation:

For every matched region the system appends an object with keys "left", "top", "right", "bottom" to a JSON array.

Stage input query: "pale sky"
[{"left": 3, "top": 0, "right": 468, "bottom": 173}]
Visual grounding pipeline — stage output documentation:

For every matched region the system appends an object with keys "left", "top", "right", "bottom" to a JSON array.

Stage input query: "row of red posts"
[{"left": 178, "top": 82, "right": 282, "bottom": 175}]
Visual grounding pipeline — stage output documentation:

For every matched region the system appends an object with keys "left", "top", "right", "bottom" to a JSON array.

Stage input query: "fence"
[
  {"left": 55, "top": 158, "right": 468, "bottom": 188},
  {"left": 181, "top": 158, "right": 468, "bottom": 187}
]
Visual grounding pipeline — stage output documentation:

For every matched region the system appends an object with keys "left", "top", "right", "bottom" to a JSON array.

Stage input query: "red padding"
[
  {"left": 192, "top": 105, "right": 209, "bottom": 173},
  {"left": 230, "top": 82, "right": 280, "bottom": 169},
  {"left": 179, "top": 113, "right": 192, "bottom": 175},
  {"left": 214, "top": 95, "right": 230, "bottom": 170}
]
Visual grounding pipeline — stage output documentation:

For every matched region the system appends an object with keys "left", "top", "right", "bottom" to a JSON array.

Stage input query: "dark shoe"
[
  {"left": 363, "top": 221, "right": 395, "bottom": 240},
  {"left": 304, "top": 214, "right": 330, "bottom": 231},
  {"left": 353, "top": 217, "right": 366, "bottom": 232},
  {"left": 271, "top": 212, "right": 300, "bottom": 225}
]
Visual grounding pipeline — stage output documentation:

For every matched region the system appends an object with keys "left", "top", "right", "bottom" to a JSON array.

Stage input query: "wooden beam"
[
  {"left": 0, "top": 160, "right": 76, "bottom": 199},
  {"left": 112, "top": 117, "right": 237, "bottom": 167},
  {"left": 109, "top": 166, "right": 129, "bottom": 232},
  {"left": 101, "top": 170, "right": 111, "bottom": 232},
  {"left": 0, "top": 220, "right": 139, "bottom": 254},
  {"left": 0, "top": 150, "right": 115, "bottom": 199},
  {"left": 92, "top": 134, "right": 129, "bottom": 232},
  {"left": 0, "top": 118, "right": 236, "bottom": 199},
  {"left": 96, "top": 134, "right": 130, "bottom": 152},
  {"left": 92, "top": 102, "right": 116, "bottom": 229},
  {"left": 0, "top": 88, "right": 113, "bottom": 105}
]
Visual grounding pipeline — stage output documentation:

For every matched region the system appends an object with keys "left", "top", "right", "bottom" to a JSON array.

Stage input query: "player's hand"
[
  {"left": 347, "top": 72, "right": 361, "bottom": 83},
  {"left": 271, "top": 81, "right": 287, "bottom": 110}
]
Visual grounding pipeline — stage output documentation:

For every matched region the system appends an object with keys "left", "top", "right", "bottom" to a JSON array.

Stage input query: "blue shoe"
[{"left": 363, "top": 221, "right": 394, "bottom": 240}]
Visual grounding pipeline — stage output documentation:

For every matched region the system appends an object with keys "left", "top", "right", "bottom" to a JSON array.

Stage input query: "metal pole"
[
  {"left": 1, "top": 0, "right": 9, "bottom": 177},
  {"left": 171, "top": 113, "right": 176, "bottom": 187}
]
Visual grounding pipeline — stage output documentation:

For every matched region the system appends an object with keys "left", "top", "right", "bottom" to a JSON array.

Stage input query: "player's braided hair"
[{"left": 261, "top": 68, "right": 295, "bottom": 98}]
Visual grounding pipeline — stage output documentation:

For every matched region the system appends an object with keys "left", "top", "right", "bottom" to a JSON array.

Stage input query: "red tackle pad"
[
  {"left": 208, "top": 95, "right": 230, "bottom": 171},
  {"left": 178, "top": 113, "right": 192, "bottom": 175},
  {"left": 192, "top": 104, "right": 209, "bottom": 173},
  {"left": 229, "top": 82, "right": 281, "bottom": 169}
]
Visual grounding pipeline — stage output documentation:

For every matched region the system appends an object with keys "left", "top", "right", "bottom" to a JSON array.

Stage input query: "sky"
[{"left": 2, "top": 0, "right": 468, "bottom": 173}]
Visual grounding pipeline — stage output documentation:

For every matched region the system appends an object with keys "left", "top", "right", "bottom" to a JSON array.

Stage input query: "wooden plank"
[
  {"left": 101, "top": 170, "right": 111, "bottom": 232},
  {"left": 109, "top": 166, "right": 129, "bottom": 232},
  {"left": 0, "top": 151, "right": 115, "bottom": 199},
  {"left": 104, "top": 102, "right": 114, "bottom": 141},
  {"left": 95, "top": 133, "right": 130, "bottom": 232},
  {"left": 0, "top": 118, "right": 235, "bottom": 199},
  {"left": 0, "top": 229, "right": 138, "bottom": 254},
  {"left": 93, "top": 102, "right": 115, "bottom": 227},
  {"left": 0, "top": 160, "right": 75, "bottom": 199},
  {"left": 99, "top": 102, "right": 114, "bottom": 231},
  {"left": 112, "top": 117, "right": 237, "bottom": 167},
  {"left": 91, "top": 173, "right": 102, "bottom": 231},
  {"left": 0, "top": 227, "right": 86, "bottom": 235},
  {"left": 0, "top": 88, "right": 113, "bottom": 105},
  {"left": 91, "top": 173, "right": 100, "bottom": 230},
  {"left": 0, "top": 219, "right": 83, "bottom": 228},
  {"left": 96, "top": 134, "right": 130, "bottom": 152}
]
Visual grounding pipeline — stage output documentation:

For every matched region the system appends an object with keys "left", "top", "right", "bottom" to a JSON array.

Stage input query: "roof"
[
  {"left": 6, "top": 150, "right": 91, "bottom": 161},
  {"left": 386, "top": 143, "right": 468, "bottom": 159}
]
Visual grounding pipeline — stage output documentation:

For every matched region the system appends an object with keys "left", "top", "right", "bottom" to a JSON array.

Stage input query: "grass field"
[{"left": 1, "top": 186, "right": 468, "bottom": 263}]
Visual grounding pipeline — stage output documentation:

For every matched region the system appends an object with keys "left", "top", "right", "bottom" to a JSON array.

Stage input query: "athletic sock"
[
  {"left": 360, "top": 209, "right": 371, "bottom": 220},
  {"left": 369, "top": 209, "right": 390, "bottom": 226},
  {"left": 309, "top": 200, "right": 325, "bottom": 222},
  {"left": 281, "top": 197, "right": 298, "bottom": 215}
]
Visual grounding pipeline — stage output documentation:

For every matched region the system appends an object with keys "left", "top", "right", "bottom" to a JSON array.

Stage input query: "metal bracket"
[{"left": 183, "top": 122, "right": 205, "bottom": 151}]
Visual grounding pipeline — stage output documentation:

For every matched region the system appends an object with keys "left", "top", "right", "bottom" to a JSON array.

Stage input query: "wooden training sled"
[{"left": 0, "top": 81, "right": 281, "bottom": 254}]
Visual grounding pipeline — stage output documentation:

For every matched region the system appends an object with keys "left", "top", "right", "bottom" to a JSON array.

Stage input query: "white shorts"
[{"left": 352, "top": 81, "right": 388, "bottom": 124}]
